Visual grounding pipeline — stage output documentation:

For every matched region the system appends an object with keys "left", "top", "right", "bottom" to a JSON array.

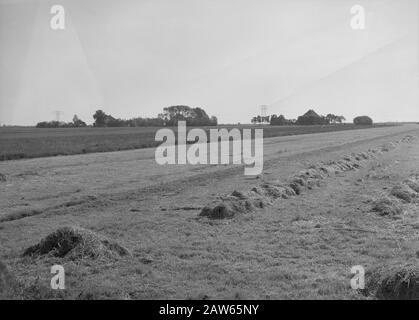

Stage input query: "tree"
[
  {"left": 36, "top": 121, "right": 60, "bottom": 128},
  {"left": 336, "top": 115, "right": 346, "bottom": 124},
  {"left": 158, "top": 105, "right": 217, "bottom": 126},
  {"left": 326, "top": 114, "right": 346, "bottom": 124},
  {"left": 210, "top": 116, "right": 218, "bottom": 126},
  {"left": 326, "top": 114, "right": 336, "bottom": 124},
  {"left": 93, "top": 110, "right": 107, "bottom": 127},
  {"left": 353, "top": 116, "right": 373, "bottom": 125},
  {"left": 270, "top": 114, "right": 293, "bottom": 126},
  {"left": 72, "top": 114, "right": 87, "bottom": 127},
  {"left": 296, "top": 109, "right": 328, "bottom": 125}
]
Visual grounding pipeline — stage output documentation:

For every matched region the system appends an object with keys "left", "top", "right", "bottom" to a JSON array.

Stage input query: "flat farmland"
[
  {"left": 0, "top": 124, "right": 393, "bottom": 161},
  {"left": 1, "top": 124, "right": 419, "bottom": 299}
]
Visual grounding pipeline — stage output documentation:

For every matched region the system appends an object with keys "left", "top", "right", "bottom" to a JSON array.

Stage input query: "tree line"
[
  {"left": 252, "top": 109, "right": 372, "bottom": 126},
  {"left": 36, "top": 106, "right": 218, "bottom": 128},
  {"left": 36, "top": 115, "right": 87, "bottom": 128},
  {"left": 36, "top": 106, "right": 373, "bottom": 128}
]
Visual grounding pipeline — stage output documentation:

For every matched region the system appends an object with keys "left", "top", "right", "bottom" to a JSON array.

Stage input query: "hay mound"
[
  {"left": 299, "top": 168, "right": 325, "bottom": 179},
  {"left": 355, "top": 152, "right": 369, "bottom": 160},
  {"left": 380, "top": 142, "right": 396, "bottom": 152},
  {"left": 372, "top": 198, "right": 403, "bottom": 216},
  {"left": 401, "top": 135, "right": 416, "bottom": 143},
  {"left": 23, "top": 226, "right": 131, "bottom": 260},
  {"left": 365, "top": 264, "right": 419, "bottom": 300},
  {"left": 259, "top": 183, "right": 295, "bottom": 199},
  {"left": 0, "top": 173, "right": 6, "bottom": 182},
  {"left": 320, "top": 155, "right": 362, "bottom": 175},
  {"left": 231, "top": 190, "right": 248, "bottom": 200},
  {"left": 390, "top": 185, "right": 416, "bottom": 203},
  {"left": 289, "top": 181, "right": 302, "bottom": 195},
  {"left": 199, "top": 194, "right": 268, "bottom": 219}
]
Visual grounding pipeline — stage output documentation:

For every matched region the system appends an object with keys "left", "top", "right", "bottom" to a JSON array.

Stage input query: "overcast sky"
[{"left": 0, "top": 0, "right": 417, "bottom": 125}]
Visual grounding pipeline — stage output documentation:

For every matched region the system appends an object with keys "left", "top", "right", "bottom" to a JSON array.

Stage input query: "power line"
[{"left": 53, "top": 110, "right": 63, "bottom": 122}]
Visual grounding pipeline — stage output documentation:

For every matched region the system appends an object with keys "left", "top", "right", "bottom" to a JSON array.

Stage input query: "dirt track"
[{"left": 1, "top": 124, "right": 419, "bottom": 299}]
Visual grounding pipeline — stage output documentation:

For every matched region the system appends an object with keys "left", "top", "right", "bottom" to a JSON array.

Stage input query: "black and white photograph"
[{"left": 0, "top": 0, "right": 418, "bottom": 307}]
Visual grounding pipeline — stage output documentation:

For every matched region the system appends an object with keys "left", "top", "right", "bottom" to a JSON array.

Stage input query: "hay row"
[
  {"left": 199, "top": 136, "right": 413, "bottom": 220},
  {"left": 372, "top": 174, "right": 419, "bottom": 217}
]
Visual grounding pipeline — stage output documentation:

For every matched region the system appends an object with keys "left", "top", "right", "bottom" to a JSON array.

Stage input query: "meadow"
[
  {"left": 1, "top": 125, "right": 418, "bottom": 299},
  {"left": 0, "top": 124, "right": 391, "bottom": 161}
]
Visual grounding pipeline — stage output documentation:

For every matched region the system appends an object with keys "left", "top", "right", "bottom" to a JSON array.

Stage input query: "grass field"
[
  {"left": 1, "top": 125, "right": 418, "bottom": 299},
  {"left": 0, "top": 124, "right": 393, "bottom": 161}
]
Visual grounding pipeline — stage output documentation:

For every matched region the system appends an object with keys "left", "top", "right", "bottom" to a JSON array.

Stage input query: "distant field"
[{"left": 0, "top": 124, "right": 395, "bottom": 161}]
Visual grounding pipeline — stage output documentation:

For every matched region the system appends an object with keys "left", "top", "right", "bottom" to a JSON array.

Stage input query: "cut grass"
[
  {"left": 0, "top": 124, "right": 391, "bottom": 161},
  {"left": 365, "top": 264, "right": 419, "bottom": 300}
]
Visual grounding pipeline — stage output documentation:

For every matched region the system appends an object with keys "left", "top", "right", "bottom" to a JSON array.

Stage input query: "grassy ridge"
[{"left": 0, "top": 124, "right": 393, "bottom": 161}]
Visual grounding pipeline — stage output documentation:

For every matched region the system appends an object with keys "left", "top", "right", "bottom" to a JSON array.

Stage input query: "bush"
[{"left": 353, "top": 116, "right": 373, "bottom": 125}]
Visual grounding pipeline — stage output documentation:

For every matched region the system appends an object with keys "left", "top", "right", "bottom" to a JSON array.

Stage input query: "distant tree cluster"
[
  {"left": 92, "top": 109, "right": 165, "bottom": 127},
  {"left": 158, "top": 106, "right": 217, "bottom": 126},
  {"left": 325, "top": 114, "right": 346, "bottom": 124},
  {"left": 36, "top": 115, "right": 87, "bottom": 128},
  {"left": 251, "top": 109, "right": 348, "bottom": 126},
  {"left": 269, "top": 114, "right": 295, "bottom": 126},
  {"left": 251, "top": 116, "right": 271, "bottom": 124},
  {"left": 36, "top": 106, "right": 217, "bottom": 129},
  {"left": 93, "top": 106, "right": 217, "bottom": 127}
]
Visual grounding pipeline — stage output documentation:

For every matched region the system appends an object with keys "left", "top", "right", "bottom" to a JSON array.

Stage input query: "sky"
[{"left": 0, "top": 0, "right": 418, "bottom": 125}]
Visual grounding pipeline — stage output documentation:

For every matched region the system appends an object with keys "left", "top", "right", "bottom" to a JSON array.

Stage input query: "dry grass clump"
[
  {"left": 258, "top": 183, "right": 296, "bottom": 199},
  {"left": 199, "top": 192, "right": 267, "bottom": 219},
  {"left": 380, "top": 142, "right": 397, "bottom": 152},
  {"left": 355, "top": 152, "right": 369, "bottom": 160},
  {"left": 390, "top": 185, "right": 416, "bottom": 203},
  {"left": 401, "top": 135, "right": 416, "bottom": 143},
  {"left": 365, "top": 264, "right": 419, "bottom": 300},
  {"left": 199, "top": 186, "right": 276, "bottom": 219},
  {"left": 371, "top": 198, "right": 403, "bottom": 217},
  {"left": 23, "top": 226, "right": 131, "bottom": 260}
]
